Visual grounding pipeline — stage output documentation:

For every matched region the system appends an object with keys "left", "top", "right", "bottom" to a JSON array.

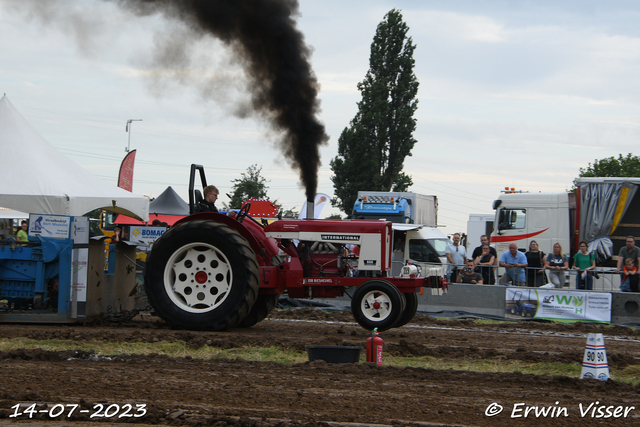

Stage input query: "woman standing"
[
  {"left": 573, "top": 241, "right": 596, "bottom": 290},
  {"left": 544, "top": 243, "right": 569, "bottom": 288},
  {"left": 525, "top": 241, "right": 546, "bottom": 287},
  {"left": 474, "top": 244, "right": 496, "bottom": 284}
]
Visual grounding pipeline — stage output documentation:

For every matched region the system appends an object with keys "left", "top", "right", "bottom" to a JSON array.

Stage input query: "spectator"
[
  {"left": 474, "top": 244, "right": 496, "bottom": 284},
  {"left": 351, "top": 244, "right": 360, "bottom": 258},
  {"left": 457, "top": 259, "right": 484, "bottom": 284},
  {"left": 544, "top": 242, "right": 569, "bottom": 288},
  {"left": 471, "top": 235, "right": 497, "bottom": 259},
  {"left": 445, "top": 233, "right": 466, "bottom": 282},
  {"left": 623, "top": 258, "right": 639, "bottom": 293},
  {"left": 524, "top": 240, "right": 546, "bottom": 287},
  {"left": 615, "top": 236, "right": 640, "bottom": 292},
  {"left": 345, "top": 244, "right": 360, "bottom": 277},
  {"left": 499, "top": 243, "right": 527, "bottom": 286},
  {"left": 16, "top": 220, "right": 28, "bottom": 244},
  {"left": 111, "top": 227, "right": 123, "bottom": 244},
  {"left": 573, "top": 241, "right": 595, "bottom": 290}
]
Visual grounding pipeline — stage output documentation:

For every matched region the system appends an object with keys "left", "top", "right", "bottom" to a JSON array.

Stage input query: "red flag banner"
[{"left": 118, "top": 149, "right": 136, "bottom": 192}]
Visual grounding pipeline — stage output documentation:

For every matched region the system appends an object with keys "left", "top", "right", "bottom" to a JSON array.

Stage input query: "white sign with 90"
[{"left": 580, "top": 333, "right": 609, "bottom": 381}]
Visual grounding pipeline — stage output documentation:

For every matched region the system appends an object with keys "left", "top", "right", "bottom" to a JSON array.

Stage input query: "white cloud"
[{"left": 410, "top": 10, "right": 507, "bottom": 43}]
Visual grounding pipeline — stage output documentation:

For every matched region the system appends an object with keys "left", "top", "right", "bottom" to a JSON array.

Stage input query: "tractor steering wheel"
[{"left": 236, "top": 203, "right": 251, "bottom": 222}]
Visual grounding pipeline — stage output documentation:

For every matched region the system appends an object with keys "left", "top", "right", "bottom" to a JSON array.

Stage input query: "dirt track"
[{"left": 1, "top": 309, "right": 639, "bottom": 427}]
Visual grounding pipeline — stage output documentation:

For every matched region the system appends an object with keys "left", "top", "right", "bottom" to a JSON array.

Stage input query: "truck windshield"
[
  {"left": 498, "top": 209, "right": 526, "bottom": 230},
  {"left": 408, "top": 238, "right": 449, "bottom": 263},
  {"left": 100, "top": 211, "right": 118, "bottom": 233}
]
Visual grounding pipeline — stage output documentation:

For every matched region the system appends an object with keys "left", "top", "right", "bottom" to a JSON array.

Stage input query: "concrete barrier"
[
  {"left": 416, "top": 283, "right": 505, "bottom": 317},
  {"left": 310, "top": 284, "right": 640, "bottom": 326},
  {"left": 611, "top": 292, "right": 640, "bottom": 325}
]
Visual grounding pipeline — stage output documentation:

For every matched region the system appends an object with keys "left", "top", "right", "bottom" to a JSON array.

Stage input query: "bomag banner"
[
  {"left": 505, "top": 288, "right": 611, "bottom": 323},
  {"left": 129, "top": 226, "right": 166, "bottom": 249}
]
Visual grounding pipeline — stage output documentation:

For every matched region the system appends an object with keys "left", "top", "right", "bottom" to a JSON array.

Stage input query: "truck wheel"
[
  {"left": 236, "top": 294, "right": 280, "bottom": 328},
  {"left": 393, "top": 292, "right": 419, "bottom": 328},
  {"left": 145, "top": 220, "right": 259, "bottom": 331},
  {"left": 351, "top": 280, "right": 404, "bottom": 331}
]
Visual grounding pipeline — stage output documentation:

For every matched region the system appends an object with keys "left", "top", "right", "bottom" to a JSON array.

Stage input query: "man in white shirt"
[{"left": 445, "top": 233, "right": 466, "bottom": 282}]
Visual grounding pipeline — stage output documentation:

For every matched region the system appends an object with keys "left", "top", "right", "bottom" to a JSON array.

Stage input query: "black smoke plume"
[{"left": 113, "top": 0, "right": 328, "bottom": 201}]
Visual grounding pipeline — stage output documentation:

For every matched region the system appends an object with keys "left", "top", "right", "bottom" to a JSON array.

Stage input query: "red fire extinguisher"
[{"left": 367, "top": 328, "right": 383, "bottom": 366}]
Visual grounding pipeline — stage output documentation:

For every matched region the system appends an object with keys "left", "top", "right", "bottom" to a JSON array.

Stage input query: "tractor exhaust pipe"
[{"left": 306, "top": 199, "right": 314, "bottom": 220}]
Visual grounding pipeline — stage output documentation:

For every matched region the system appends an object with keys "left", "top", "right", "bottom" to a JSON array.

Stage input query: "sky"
[{"left": 1, "top": 0, "right": 640, "bottom": 234}]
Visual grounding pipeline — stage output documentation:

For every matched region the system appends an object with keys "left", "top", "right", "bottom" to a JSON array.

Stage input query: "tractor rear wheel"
[
  {"left": 145, "top": 220, "right": 259, "bottom": 331},
  {"left": 351, "top": 280, "right": 404, "bottom": 331},
  {"left": 236, "top": 294, "right": 280, "bottom": 328},
  {"left": 393, "top": 292, "right": 419, "bottom": 328}
]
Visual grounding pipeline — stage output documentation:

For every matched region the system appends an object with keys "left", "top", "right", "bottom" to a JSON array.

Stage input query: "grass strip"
[{"left": 1, "top": 337, "right": 637, "bottom": 385}]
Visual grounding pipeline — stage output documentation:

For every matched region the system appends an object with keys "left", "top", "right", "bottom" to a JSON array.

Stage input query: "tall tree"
[
  {"left": 228, "top": 164, "right": 270, "bottom": 209},
  {"left": 330, "top": 9, "right": 419, "bottom": 214},
  {"left": 578, "top": 153, "right": 640, "bottom": 178}
]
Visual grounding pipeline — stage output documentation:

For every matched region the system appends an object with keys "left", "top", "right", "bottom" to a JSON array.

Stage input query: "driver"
[{"left": 198, "top": 185, "right": 219, "bottom": 213}]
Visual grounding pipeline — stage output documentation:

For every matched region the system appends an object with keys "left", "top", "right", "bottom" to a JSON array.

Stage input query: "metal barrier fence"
[
  {"left": 391, "top": 259, "right": 636, "bottom": 293},
  {"left": 443, "top": 263, "right": 627, "bottom": 293},
  {"left": 495, "top": 266, "right": 624, "bottom": 292}
]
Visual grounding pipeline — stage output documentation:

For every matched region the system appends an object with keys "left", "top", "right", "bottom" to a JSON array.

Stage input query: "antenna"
[{"left": 125, "top": 119, "right": 143, "bottom": 152}]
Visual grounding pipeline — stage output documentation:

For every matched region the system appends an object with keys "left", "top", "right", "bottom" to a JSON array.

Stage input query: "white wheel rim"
[
  {"left": 163, "top": 242, "right": 233, "bottom": 313},
  {"left": 360, "top": 290, "right": 393, "bottom": 322}
]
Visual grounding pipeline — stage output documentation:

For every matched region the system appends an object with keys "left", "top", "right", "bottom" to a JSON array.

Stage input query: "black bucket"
[{"left": 305, "top": 345, "right": 362, "bottom": 363}]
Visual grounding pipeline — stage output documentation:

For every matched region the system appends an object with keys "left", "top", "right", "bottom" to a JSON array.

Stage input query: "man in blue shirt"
[{"left": 499, "top": 243, "right": 528, "bottom": 286}]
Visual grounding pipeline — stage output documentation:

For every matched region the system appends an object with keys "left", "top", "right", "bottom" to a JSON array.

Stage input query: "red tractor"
[{"left": 144, "top": 165, "right": 433, "bottom": 331}]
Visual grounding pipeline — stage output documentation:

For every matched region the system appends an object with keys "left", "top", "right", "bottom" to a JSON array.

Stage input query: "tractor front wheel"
[{"left": 351, "top": 280, "right": 404, "bottom": 331}]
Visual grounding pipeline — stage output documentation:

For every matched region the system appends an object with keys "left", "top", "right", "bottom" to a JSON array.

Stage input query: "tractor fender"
[{"left": 173, "top": 213, "right": 279, "bottom": 266}]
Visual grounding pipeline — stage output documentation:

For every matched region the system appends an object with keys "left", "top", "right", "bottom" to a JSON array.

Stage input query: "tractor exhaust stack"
[{"left": 306, "top": 199, "right": 315, "bottom": 220}]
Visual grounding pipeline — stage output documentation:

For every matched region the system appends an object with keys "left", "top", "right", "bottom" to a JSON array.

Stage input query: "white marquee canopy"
[{"left": 0, "top": 95, "right": 148, "bottom": 221}]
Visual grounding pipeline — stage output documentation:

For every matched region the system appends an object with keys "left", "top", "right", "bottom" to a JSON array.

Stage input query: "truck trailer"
[{"left": 491, "top": 177, "right": 640, "bottom": 270}]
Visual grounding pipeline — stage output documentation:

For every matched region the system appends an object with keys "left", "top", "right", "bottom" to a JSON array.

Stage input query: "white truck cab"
[
  {"left": 491, "top": 192, "right": 574, "bottom": 260},
  {"left": 391, "top": 224, "right": 450, "bottom": 278}
]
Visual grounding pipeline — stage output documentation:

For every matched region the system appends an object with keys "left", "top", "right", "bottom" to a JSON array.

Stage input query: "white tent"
[
  {"left": 0, "top": 208, "right": 28, "bottom": 219},
  {"left": 0, "top": 95, "right": 148, "bottom": 221}
]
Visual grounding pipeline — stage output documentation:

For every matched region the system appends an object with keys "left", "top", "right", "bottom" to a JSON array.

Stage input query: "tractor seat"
[{"left": 193, "top": 189, "right": 204, "bottom": 213}]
